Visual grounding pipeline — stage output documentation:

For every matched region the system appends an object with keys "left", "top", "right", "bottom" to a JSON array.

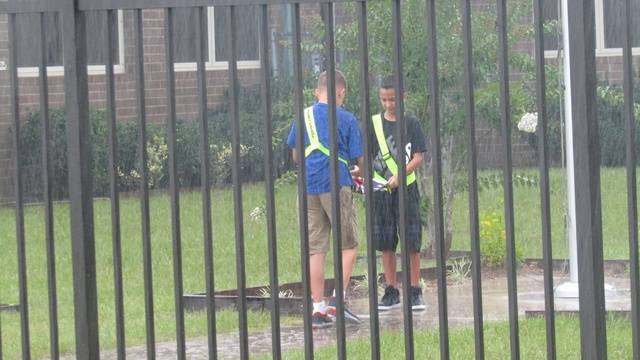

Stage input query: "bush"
[
  {"left": 17, "top": 81, "right": 295, "bottom": 201},
  {"left": 596, "top": 85, "right": 640, "bottom": 166},
  {"left": 479, "top": 211, "right": 523, "bottom": 267},
  {"left": 515, "top": 83, "right": 640, "bottom": 167},
  {"left": 19, "top": 108, "right": 122, "bottom": 200},
  {"left": 19, "top": 108, "right": 70, "bottom": 200}
]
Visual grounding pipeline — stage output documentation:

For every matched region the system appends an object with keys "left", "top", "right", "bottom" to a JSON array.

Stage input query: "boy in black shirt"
[{"left": 369, "top": 76, "right": 427, "bottom": 311}]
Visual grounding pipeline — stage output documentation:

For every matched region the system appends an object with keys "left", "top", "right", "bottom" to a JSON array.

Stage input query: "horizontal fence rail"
[
  {"left": 0, "top": 0, "right": 356, "bottom": 13},
  {"left": 0, "top": 0, "right": 636, "bottom": 359}
]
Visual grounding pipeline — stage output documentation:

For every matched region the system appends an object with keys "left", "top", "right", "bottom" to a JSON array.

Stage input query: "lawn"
[
  {"left": 271, "top": 315, "right": 634, "bottom": 359},
  {"left": 0, "top": 167, "right": 637, "bottom": 358},
  {"left": 448, "top": 167, "right": 638, "bottom": 259}
]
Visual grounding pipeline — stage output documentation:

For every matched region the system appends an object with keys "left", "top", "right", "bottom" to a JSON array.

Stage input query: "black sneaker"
[
  {"left": 410, "top": 286, "right": 426, "bottom": 311},
  {"left": 378, "top": 286, "right": 401, "bottom": 311},
  {"left": 311, "top": 312, "right": 333, "bottom": 329},
  {"left": 326, "top": 297, "right": 362, "bottom": 324}
]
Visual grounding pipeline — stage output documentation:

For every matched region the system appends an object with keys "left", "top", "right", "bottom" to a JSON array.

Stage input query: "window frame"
[
  {"left": 543, "top": 0, "right": 640, "bottom": 58},
  {"left": 16, "top": 10, "right": 126, "bottom": 77},
  {"left": 173, "top": 7, "right": 260, "bottom": 72}
]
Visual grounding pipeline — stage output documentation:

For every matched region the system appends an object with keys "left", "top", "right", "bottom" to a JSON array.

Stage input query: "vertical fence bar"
[
  {"left": 163, "top": 7, "right": 186, "bottom": 359},
  {"left": 259, "top": 4, "right": 282, "bottom": 359},
  {"left": 532, "top": 0, "right": 556, "bottom": 359},
  {"left": 496, "top": 0, "right": 520, "bottom": 358},
  {"left": 425, "top": 1, "right": 449, "bottom": 358},
  {"left": 105, "top": 8, "right": 126, "bottom": 360},
  {"left": 62, "top": 1, "right": 100, "bottom": 357},
  {"left": 196, "top": 6, "right": 217, "bottom": 360},
  {"left": 391, "top": 1, "right": 414, "bottom": 358},
  {"left": 38, "top": 11, "right": 59, "bottom": 360},
  {"left": 322, "top": 3, "right": 347, "bottom": 359},
  {"left": 7, "top": 12, "right": 31, "bottom": 360},
  {"left": 461, "top": 1, "right": 484, "bottom": 358},
  {"left": 291, "top": 3, "right": 314, "bottom": 358},
  {"left": 566, "top": 0, "right": 607, "bottom": 358},
  {"left": 622, "top": 0, "right": 640, "bottom": 357},
  {"left": 226, "top": 6, "right": 249, "bottom": 359},
  {"left": 133, "top": 9, "right": 156, "bottom": 359},
  {"left": 357, "top": 2, "right": 380, "bottom": 359}
]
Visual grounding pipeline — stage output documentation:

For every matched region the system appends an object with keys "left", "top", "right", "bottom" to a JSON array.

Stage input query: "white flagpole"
[
  {"left": 554, "top": 0, "right": 580, "bottom": 298},
  {"left": 554, "top": 0, "right": 614, "bottom": 298}
]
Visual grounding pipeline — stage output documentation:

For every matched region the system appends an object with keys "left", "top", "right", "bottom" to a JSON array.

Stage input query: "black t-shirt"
[{"left": 368, "top": 113, "right": 427, "bottom": 180}]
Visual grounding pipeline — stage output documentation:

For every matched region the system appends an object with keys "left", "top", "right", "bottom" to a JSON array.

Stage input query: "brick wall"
[{"left": 0, "top": 9, "right": 262, "bottom": 203}]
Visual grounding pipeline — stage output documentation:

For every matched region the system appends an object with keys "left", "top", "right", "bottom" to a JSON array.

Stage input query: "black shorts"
[{"left": 373, "top": 184, "right": 423, "bottom": 252}]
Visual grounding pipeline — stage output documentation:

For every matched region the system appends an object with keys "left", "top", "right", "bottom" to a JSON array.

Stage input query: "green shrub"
[
  {"left": 17, "top": 81, "right": 295, "bottom": 201},
  {"left": 596, "top": 85, "right": 640, "bottom": 166},
  {"left": 479, "top": 211, "right": 523, "bottom": 267},
  {"left": 19, "top": 108, "right": 69, "bottom": 200},
  {"left": 19, "top": 108, "right": 124, "bottom": 200}
]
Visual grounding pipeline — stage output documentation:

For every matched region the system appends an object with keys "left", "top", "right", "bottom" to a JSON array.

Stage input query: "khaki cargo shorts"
[{"left": 307, "top": 187, "right": 358, "bottom": 255}]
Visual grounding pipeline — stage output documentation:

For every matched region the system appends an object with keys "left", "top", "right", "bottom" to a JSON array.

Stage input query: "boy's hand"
[{"left": 387, "top": 175, "right": 398, "bottom": 189}]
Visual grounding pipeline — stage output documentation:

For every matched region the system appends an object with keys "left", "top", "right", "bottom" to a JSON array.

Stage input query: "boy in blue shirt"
[{"left": 287, "top": 70, "right": 364, "bottom": 328}]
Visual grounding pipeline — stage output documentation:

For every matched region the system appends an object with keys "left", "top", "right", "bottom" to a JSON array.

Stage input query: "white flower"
[
  {"left": 249, "top": 206, "right": 265, "bottom": 222},
  {"left": 517, "top": 112, "right": 538, "bottom": 133}
]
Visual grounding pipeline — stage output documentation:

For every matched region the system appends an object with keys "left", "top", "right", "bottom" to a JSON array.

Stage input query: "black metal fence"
[{"left": 0, "top": 0, "right": 638, "bottom": 359}]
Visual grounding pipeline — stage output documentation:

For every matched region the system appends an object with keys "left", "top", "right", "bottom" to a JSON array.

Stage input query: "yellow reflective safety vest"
[
  {"left": 372, "top": 114, "right": 416, "bottom": 185},
  {"left": 303, "top": 106, "right": 348, "bottom": 166}
]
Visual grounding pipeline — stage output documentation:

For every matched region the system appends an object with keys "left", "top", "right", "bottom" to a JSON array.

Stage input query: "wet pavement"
[{"left": 89, "top": 269, "right": 632, "bottom": 359}]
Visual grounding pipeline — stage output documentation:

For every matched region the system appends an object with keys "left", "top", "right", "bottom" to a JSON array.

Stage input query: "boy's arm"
[
  {"left": 291, "top": 148, "right": 300, "bottom": 164},
  {"left": 387, "top": 151, "right": 424, "bottom": 189}
]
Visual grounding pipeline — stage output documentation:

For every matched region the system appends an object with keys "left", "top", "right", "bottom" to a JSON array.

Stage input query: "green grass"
[
  {"left": 0, "top": 167, "right": 637, "bottom": 358},
  {"left": 0, "top": 184, "right": 305, "bottom": 359},
  {"left": 271, "top": 315, "right": 633, "bottom": 359},
  {"left": 449, "top": 167, "right": 639, "bottom": 259}
]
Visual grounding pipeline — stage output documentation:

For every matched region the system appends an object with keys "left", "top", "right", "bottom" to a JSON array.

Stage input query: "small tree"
[{"left": 329, "top": 0, "right": 542, "bottom": 256}]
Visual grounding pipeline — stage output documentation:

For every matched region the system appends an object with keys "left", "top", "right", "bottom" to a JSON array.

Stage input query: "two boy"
[{"left": 287, "top": 72, "right": 426, "bottom": 329}]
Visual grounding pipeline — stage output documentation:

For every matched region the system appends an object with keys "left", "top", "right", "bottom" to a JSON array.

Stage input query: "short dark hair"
[
  {"left": 317, "top": 70, "right": 347, "bottom": 90},
  {"left": 379, "top": 75, "right": 396, "bottom": 90}
]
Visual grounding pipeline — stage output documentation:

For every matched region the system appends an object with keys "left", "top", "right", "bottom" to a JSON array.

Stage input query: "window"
[
  {"left": 172, "top": 7, "right": 209, "bottom": 63},
  {"left": 543, "top": 0, "right": 640, "bottom": 56},
  {"left": 602, "top": 0, "right": 640, "bottom": 48},
  {"left": 172, "top": 6, "right": 260, "bottom": 70},
  {"left": 542, "top": 0, "right": 560, "bottom": 52},
  {"left": 14, "top": 11, "right": 124, "bottom": 76}
]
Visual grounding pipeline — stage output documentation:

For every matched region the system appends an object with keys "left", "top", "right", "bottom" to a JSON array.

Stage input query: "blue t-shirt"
[{"left": 287, "top": 102, "right": 363, "bottom": 194}]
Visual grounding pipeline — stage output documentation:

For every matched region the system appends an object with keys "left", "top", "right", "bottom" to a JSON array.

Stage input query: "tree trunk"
[{"left": 421, "top": 134, "right": 460, "bottom": 259}]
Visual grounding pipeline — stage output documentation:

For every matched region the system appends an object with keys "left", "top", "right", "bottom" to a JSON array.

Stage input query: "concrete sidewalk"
[{"left": 93, "top": 270, "right": 632, "bottom": 359}]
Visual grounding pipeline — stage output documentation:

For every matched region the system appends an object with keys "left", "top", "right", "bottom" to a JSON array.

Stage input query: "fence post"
[
  {"left": 62, "top": 0, "right": 100, "bottom": 358},
  {"left": 566, "top": 0, "right": 607, "bottom": 358}
]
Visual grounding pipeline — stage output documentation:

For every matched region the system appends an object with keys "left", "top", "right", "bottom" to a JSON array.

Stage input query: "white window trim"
[
  {"left": 544, "top": 0, "right": 640, "bottom": 59},
  {"left": 16, "top": 10, "right": 126, "bottom": 77},
  {"left": 173, "top": 7, "right": 260, "bottom": 72},
  {"left": 545, "top": 48, "right": 640, "bottom": 59}
]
